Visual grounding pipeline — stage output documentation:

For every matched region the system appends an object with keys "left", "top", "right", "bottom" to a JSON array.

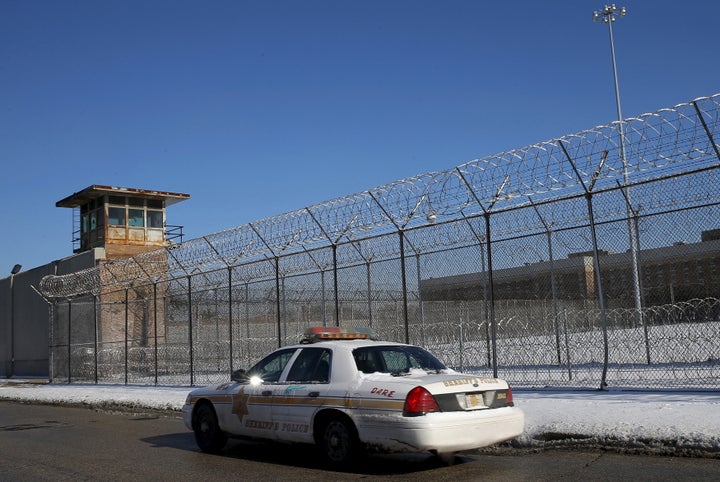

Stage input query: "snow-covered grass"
[{"left": 1, "top": 381, "right": 718, "bottom": 457}]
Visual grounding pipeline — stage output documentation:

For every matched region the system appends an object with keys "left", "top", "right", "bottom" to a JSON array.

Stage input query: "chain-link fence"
[{"left": 41, "top": 93, "right": 720, "bottom": 390}]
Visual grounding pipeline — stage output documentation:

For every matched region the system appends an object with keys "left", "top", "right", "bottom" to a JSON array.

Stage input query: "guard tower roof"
[{"left": 56, "top": 185, "right": 190, "bottom": 208}]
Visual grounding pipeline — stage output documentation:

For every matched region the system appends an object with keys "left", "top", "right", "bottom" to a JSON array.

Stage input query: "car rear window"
[{"left": 353, "top": 345, "right": 446, "bottom": 374}]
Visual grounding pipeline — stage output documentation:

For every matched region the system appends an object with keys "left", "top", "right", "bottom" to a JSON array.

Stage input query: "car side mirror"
[{"left": 231, "top": 369, "right": 248, "bottom": 382}]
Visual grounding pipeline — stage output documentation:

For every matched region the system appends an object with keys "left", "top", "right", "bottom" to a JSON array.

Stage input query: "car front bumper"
[{"left": 181, "top": 403, "right": 193, "bottom": 431}]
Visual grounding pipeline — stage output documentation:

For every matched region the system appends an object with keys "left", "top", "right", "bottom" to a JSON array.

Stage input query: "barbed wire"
[{"left": 39, "top": 93, "right": 720, "bottom": 299}]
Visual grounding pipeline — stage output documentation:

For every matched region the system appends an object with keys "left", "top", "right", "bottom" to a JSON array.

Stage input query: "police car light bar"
[{"left": 302, "top": 326, "right": 376, "bottom": 342}]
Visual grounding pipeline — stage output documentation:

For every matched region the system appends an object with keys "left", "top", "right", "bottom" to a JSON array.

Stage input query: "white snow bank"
[
  {"left": 514, "top": 390, "right": 720, "bottom": 455},
  {"left": 1, "top": 382, "right": 718, "bottom": 455}
]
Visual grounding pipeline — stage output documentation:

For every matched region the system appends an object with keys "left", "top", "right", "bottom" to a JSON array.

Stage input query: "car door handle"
[
  {"left": 262, "top": 390, "right": 272, "bottom": 396},
  {"left": 308, "top": 391, "right": 320, "bottom": 398}
]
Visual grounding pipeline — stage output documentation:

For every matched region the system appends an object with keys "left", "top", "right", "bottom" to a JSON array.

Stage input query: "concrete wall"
[{"left": 0, "top": 250, "right": 99, "bottom": 378}]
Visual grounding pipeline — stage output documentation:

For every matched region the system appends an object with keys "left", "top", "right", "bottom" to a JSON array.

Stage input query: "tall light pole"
[
  {"left": 593, "top": 5, "right": 644, "bottom": 328},
  {"left": 9, "top": 264, "right": 22, "bottom": 377},
  {"left": 593, "top": 5, "right": 627, "bottom": 142}
]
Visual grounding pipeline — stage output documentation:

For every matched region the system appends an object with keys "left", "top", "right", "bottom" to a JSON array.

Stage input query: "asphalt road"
[{"left": 1, "top": 401, "right": 718, "bottom": 481}]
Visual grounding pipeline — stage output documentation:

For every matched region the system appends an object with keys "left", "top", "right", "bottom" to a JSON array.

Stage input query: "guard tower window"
[
  {"left": 108, "top": 206, "right": 126, "bottom": 226},
  {"left": 108, "top": 197, "right": 165, "bottom": 228},
  {"left": 128, "top": 208, "right": 145, "bottom": 227},
  {"left": 147, "top": 210, "right": 163, "bottom": 228},
  {"left": 80, "top": 198, "right": 104, "bottom": 239}
]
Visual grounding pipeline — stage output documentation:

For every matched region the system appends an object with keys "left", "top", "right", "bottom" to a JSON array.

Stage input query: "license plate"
[{"left": 464, "top": 393, "right": 486, "bottom": 409}]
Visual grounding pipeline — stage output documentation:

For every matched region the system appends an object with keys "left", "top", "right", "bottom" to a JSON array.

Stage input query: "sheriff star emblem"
[{"left": 231, "top": 388, "right": 250, "bottom": 421}]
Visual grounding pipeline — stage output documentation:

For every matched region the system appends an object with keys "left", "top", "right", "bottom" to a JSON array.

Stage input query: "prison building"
[{"left": 419, "top": 231, "right": 720, "bottom": 307}]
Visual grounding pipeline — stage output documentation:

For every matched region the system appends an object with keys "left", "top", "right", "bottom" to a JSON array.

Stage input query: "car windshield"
[{"left": 353, "top": 345, "right": 447, "bottom": 375}]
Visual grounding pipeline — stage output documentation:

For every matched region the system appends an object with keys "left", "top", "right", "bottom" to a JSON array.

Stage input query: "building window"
[
  {"left": 128, "top": 208, "right": 145, "bottom": 227},
  {"left": 108, "top": 207, "right": 126, "bottom": 226},
  {"left": 147, "top": 210, "right": 163, "bottom": 228},
  {"left": 106, "top": 196, "right": 165, "bottom": 233}
]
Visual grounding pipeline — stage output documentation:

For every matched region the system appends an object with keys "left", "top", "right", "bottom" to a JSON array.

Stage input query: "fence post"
[
  {"left": 562, "top": 308, "right": 572, "bottom": 380},
  {"left": 483, "top": 212, "right": 498, "bottom": 377},
  {"left": 399, "top": 230, "right": 410, "bottom": 344},
  {"left": 67, "top": 299, "right": 72, "bottom": 384},
  {"left": 281, "top": 275, "right": 287, "bottom": 343},
  {"left": 475, "top": 230, "right": 491, "bottom": 367},
  {"left": 153, "top": 283, "right": 158, "bottom": 385},
  {"left": 275, "top": 257, "right": 282, "bottom": 347},
  {"left": 347, "top": 241, "right": 373, "bottom": 328},
  {"left": 416, "top": 253, "right": 425, "bottom": 346},
  {"left": 332, "top": 244, "right": 340, "bottom": 327},
  {"left": 188, "top": 275, "right": 194, "bottom": 386},
  {"left": 228, "top": 267, "right": 233, "bottom": 376},
  {"left": 245, "top": 282, "right": 251, "bottom": 365},
  {"left": 616, "top": 180, "right": 649, "bottom": 364},
  {"left": 9, "top": 270, "right": 16, "bottom": 378},
  {"left": 456, "top": 168, "right": 506, "bottom": 378},
  {"left": 529, "top": 199, "right": 562, "bottom": 365},
  {"left": 321, "top": 269, "right": 327, "bottom": 326},
  {"left": 366, "top": 261, "right": 372, "bottom": 328},
  {"left": 562, "top": 143, "right": 611, "bottom": 389},
  {"left": 48, "top": 300, "right": 55, "bottom": 383},
  {"left": 459, "top": 321, "right": 464, "bottom": 372},
  {"left": 547, "top": 229, "right": 562, "bottom": 365},
  {"left": 93, "top": 296, "right": 98, "bottom": 384},
  {"left": 124, "top": 289, "right": 129, "bottom": 385}
]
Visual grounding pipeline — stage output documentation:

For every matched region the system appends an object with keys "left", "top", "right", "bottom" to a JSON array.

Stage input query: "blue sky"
[{"left": 1, "top": 0, "right": 718, "bottom": 273}]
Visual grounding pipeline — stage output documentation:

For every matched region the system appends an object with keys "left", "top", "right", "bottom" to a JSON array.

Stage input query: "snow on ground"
[{"left": 1, "top": 380, "right": 719, "bottom": 457}]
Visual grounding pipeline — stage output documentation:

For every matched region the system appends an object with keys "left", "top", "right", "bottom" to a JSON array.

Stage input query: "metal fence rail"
[{"left": 40, "top": 93, "right": 720, "bottom": 390}]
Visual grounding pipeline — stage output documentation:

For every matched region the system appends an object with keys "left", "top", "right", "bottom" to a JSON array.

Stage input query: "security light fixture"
[{"left": 593, "top": 4, "right": 627, "bottom": 23}]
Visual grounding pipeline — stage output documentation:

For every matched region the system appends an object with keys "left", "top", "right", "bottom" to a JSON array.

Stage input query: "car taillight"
[
  {"left": 404, "top": 386, "right": 440, "bottom": 416},
  {"left": 506, "top": 386, "right": 514, "bottom": 406}
]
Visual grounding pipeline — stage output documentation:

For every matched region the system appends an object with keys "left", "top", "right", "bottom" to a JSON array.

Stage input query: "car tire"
[
  {"left": 193, "top": 403, "right": 227, "bottom": 454},
  {"left": 319, "top": 416, "right": 361, "bottom": 466}
]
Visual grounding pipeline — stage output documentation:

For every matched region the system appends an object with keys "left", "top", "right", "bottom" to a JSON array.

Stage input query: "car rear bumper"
[{"left": 356, "top": 406, "right": 525, "bottom": 454}]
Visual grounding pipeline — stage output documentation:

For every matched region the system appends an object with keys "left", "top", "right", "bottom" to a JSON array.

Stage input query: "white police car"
[{"left": 183, "top": 327, "right": 524, "bottom": 465}]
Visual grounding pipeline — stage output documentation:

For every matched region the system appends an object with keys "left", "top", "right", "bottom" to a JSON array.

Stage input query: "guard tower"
[{"left": 56, "top": 185, "right": 190, "bottom": 259}]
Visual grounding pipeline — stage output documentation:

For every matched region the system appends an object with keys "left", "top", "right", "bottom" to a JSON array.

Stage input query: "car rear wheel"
[
  {"left": 319, "top": 416, "right": 360, "bottom": 466},
  {"left": 193, "top": 403, "right": 227, "bottom": 454}
]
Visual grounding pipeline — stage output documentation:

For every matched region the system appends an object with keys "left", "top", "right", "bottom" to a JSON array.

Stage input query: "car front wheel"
[{"left": 192, "top": 403, "right": 227, "bottom": 454}]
